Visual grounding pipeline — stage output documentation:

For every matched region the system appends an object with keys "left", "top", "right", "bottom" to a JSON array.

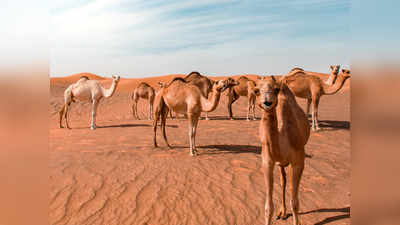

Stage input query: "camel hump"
[
  {"left": 185, "top": 71, "right": 202, "bottom": 79},
  {"left": 137, "top": 82, "right": 151, "bottom": 88},
  {"left": 167, "top": 77, "right": 187, "bottom": 87},
  {"left": 80, "top": 76, "right": 90, "bottom": 80}
]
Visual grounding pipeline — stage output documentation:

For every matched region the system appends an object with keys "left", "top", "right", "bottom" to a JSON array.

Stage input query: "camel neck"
[
  {"left": 260, "top": 109, "right": 280, "bottom": 159},
  {"left": 201, "top": 87, "right": 221, "bottom": 112},
  {"left": 103, "top": 80, "right": 118, "bottom": 98},
  {"left": 325, "top": 71, "right": 338, "bottom": 85},
  {"left": 322, "top": 75, "right": 348, "bottom": 95}
]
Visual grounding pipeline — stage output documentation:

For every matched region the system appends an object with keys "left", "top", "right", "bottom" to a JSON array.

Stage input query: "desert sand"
[{"left": 50, "top": 72, "right": 350, "bottom": 225}]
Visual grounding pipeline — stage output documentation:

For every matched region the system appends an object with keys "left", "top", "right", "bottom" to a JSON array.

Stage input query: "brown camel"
[
  {"left": 153, "top": 77, "right": 238, "bottom": 156},
  {"left": 184, "top": 71, "right": 215, "bottom": 120},
  {"left": 227, "top": 76, "right": 257, "bottom": 120},
  {"left": 131, "top": 82, "right": 155, "bottom": 120},
  {"left": 281, "top": 69, "right": 351, "bottom": 131},
  {"left": 254, "top": 76, "right": 310, "bottom": 225},
  {"left": 157, "top": 82, "right": 174, "bottom": 119}
]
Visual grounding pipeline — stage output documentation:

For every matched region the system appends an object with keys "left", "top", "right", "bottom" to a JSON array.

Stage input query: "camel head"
[
  {"left": 330, "top": 65, "right": 340, "bottom": 75},
  {"left": 112, "top": 75, "right": 121, "bottom": 82},
  {"left": 341, "top": 69, "right": 351, "bottom": 78},
  {"left": 214, "top": 78, "right": 239, "bottom": 92},
  {"left": 253, "top": 76, "right": 281, "bottom": 111},
  {"left": 158, "top": 81, "right": 166, "bottom": 88}
]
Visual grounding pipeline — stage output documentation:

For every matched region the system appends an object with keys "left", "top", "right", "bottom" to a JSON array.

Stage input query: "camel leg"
[
  {"left": 149, "top": 99, "right": 153, "bottom": 120},
  {"left": 262, "top": 160, "right": 274, "bottom": 225},
  {"left": 187, "top": 113, "right": 198, "bottom": 156},
  {"left": 290, "top": 160, "right": 304, "bottom": 225},
  {"left": 59, "top": 105, "right": 65, "bottom": 128},
  {"left": 192, "top": 114, "right": 199, "bottom": 155},
  {"left": 247, "top": 96, "right": 251, "bottom": 121},
  {"left": 135, "top": 99, "right": 140, "bottom": 120},
  {"left": 153, "top": 107, "right": 160, "bottom": 148},
  {"left": 277, "top": 166, "right": 287, "bottom": 220},
  {"left": 311, "top": 96, "right": 321, "bottom": 131},
  {"left": 227, "top": 89, "right": 239, "bottom": 120},
  {"left": 306, "top": 98, "right": 311, "bottom": 116},
  {"left": 161, "top": 105, "right": 171, "bottom": 148},
  {"left": 251, "top": 96, "right": 256, "bottom": 120},
  {"left": 90, "top": 99, "right": 99, "bottom": 130},
  {"left": 65, "top": 103, "right": 71, "bottom": 129},
  {"left": 205, "top": 112, "right": 209, "bottom": 120}
]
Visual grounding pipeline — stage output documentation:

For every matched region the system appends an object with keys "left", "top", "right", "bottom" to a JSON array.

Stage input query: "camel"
[
  {"left": 153, "top": 77, "right": 238, "bottom": 156},
  {"left": 59, "top": 75, "right": 120, "bottom": 130},
  {"left": 287, "top": 65, "right": 340, "bottom": 85},
  {"left": 131, "top": 82, "right": 155, "bottom": 120},
  {"left": 254, "top": 76, "right": 310, "bottom": 225},
  {"left": 281, "top": 69, "right": 351, "bottom": 131},
  {"left": 183, "top": 71, "right": 215, "bottom": 120},
  {"left": 227, "top": 76, "right": 257, "bottom": 120}
]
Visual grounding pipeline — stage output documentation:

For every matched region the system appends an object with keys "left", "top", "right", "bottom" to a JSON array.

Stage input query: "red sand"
[{"left": 50, "top": 73, "right": 350, "bottom": 225}]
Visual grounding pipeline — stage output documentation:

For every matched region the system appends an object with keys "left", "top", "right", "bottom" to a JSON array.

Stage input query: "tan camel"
[
  {"left": 153, "top": 77, "right": 238, "bottom": 156},
  {"left": 184, "top": 71, "right": 214, "bottom": 120},
  {"left": 287, "top": 65, "right": 340, "bottom": 85},
  {"left": 59, "top": 75, "right": 120, "bottom": 130},
  {"left": 281, "top": 69, "right": 351, "bottom": 131},
  {"left": 131, "top": 82, "right": 155, "bottom": 120},
  {"left": 227, "top": 76, "right": 257, "bottom": 120},
  {"left": 254, "top": 76, "right": 310, "bottom": 225}
]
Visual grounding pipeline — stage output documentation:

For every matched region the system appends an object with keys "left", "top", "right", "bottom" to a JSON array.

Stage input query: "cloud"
[{"left": 50, "top": 0, "right": 350, "bottom": 76}]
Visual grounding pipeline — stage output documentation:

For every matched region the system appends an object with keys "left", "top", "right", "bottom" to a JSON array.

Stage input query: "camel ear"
[
  {"left": 271, "top": 75, "right": 277, "bottom": 83},
  {"left": 330, "top": 65, "right": 334, "bottom": 69}
]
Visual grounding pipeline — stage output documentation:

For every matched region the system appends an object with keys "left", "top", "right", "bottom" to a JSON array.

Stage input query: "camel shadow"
[
  {"left": 204, "top": 116, "right": 260, "bottom": 121},
  {"left": 308, "top": 120, "right": 350, "bottom": 130},
  {"left": 198, "top": 144, "right": 261, "bottom": 154},
  {"left": 98, "top": 123, "right": 151, "bottom": 128},
  {"left": 283, "top": 207, "right": 350, "bottom": 225}
]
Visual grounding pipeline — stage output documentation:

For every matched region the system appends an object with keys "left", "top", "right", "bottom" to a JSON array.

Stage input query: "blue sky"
[{"left": 50, "top": 0, "right": 351, "bottom": 77}]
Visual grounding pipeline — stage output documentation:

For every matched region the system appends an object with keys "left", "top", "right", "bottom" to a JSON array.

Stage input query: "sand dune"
[{"left": 50, "top": 72, "right": 350, "bottom": 225}]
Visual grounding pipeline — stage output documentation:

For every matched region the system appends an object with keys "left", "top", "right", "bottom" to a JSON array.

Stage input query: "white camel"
[{"left": 59, "top": 75, "right": 120, "bottom": 130}]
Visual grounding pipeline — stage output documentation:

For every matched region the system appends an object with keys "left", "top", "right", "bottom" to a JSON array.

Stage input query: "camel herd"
[{"left": 57, "top": 66, "right": 350, "bottom": 225}]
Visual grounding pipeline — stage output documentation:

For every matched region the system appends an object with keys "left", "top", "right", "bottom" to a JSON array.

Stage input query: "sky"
[{"left": 49, "top": 0, "right": 353, "bottom": 77}]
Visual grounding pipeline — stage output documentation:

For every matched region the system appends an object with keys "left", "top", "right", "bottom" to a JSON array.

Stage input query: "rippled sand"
[{"left": 50, "top": 73, "right": 350, "bottom": 225}]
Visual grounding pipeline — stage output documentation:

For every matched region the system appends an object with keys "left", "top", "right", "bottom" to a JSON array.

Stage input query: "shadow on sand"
[
  {"left": 283, "top": 207, "right": 350, "bottom": 225},
  {"left": 308, "top": 120, "right": 350, "bottom": 131}
]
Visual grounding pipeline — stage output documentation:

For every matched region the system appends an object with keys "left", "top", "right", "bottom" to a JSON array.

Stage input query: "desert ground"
[{"left": 50, "top": 72, "right": 350, "bottom": 225}]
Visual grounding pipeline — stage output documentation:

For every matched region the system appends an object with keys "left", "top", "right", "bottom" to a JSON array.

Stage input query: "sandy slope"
[{"left": 50, "top": 73, "right": 350, "bottom": 225}]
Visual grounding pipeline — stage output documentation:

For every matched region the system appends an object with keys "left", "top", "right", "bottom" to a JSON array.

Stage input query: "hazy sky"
[{"left": 50, "top": 0, "right": 351, "bottom": 77}]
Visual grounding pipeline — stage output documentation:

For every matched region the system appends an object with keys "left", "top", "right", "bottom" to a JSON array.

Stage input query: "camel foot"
[
  {"left": 167, "top": 144, "right": 172, "bottom": 149},
  {"left": 67, "top": 126, "right": 71, "bottom": 129},
  {"left": 59, "top": 125, "right": 64, "bottom": 129},
  {"left": 205, "top": 117, "right": 210, "bottom": 121},
  {"left": 246, "top": 118, "right": 250, "bottom": 121},
  {"left": 276, "top": 211, "right": 288, "bottom": 220},
  {"left": 312, "top": 127, "right": 321, "bottom": 132},
  {"left": 90, "top": 126, "right": 96, "bottom": 130},
  {"left": 253, "top": 118, "right": 257, "bottom": 121},
  {"left": 190, "top": 149, "right": 198, "bottom": 156},
  {"left": 230, "top": 118, "right": 234, "bottom": 121}
]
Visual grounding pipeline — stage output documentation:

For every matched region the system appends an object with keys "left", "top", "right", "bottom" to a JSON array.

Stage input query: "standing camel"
[
  {"left": 153, "top": 77, "right": 238, "bottom": 156},
  {"left": 227, "top": 76, "right": 257, "bottom": 120},
  {"left": 184, "top": 71, "right": 214, "bottom": 120},
  {"left": 254, "top": 76, "right": 310, "bottom": 225},
  {"left": 281, "top": 69, "right": 351, "bottom": 131},
  {"left": 131, "top": 82, "right": 155, "bottom": 120},
  {"left": 287, "top": 65, "right": 340, "bottom": 85},
  {"left": 59, "top": 75, "right": 120, "bottom": 130}
]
